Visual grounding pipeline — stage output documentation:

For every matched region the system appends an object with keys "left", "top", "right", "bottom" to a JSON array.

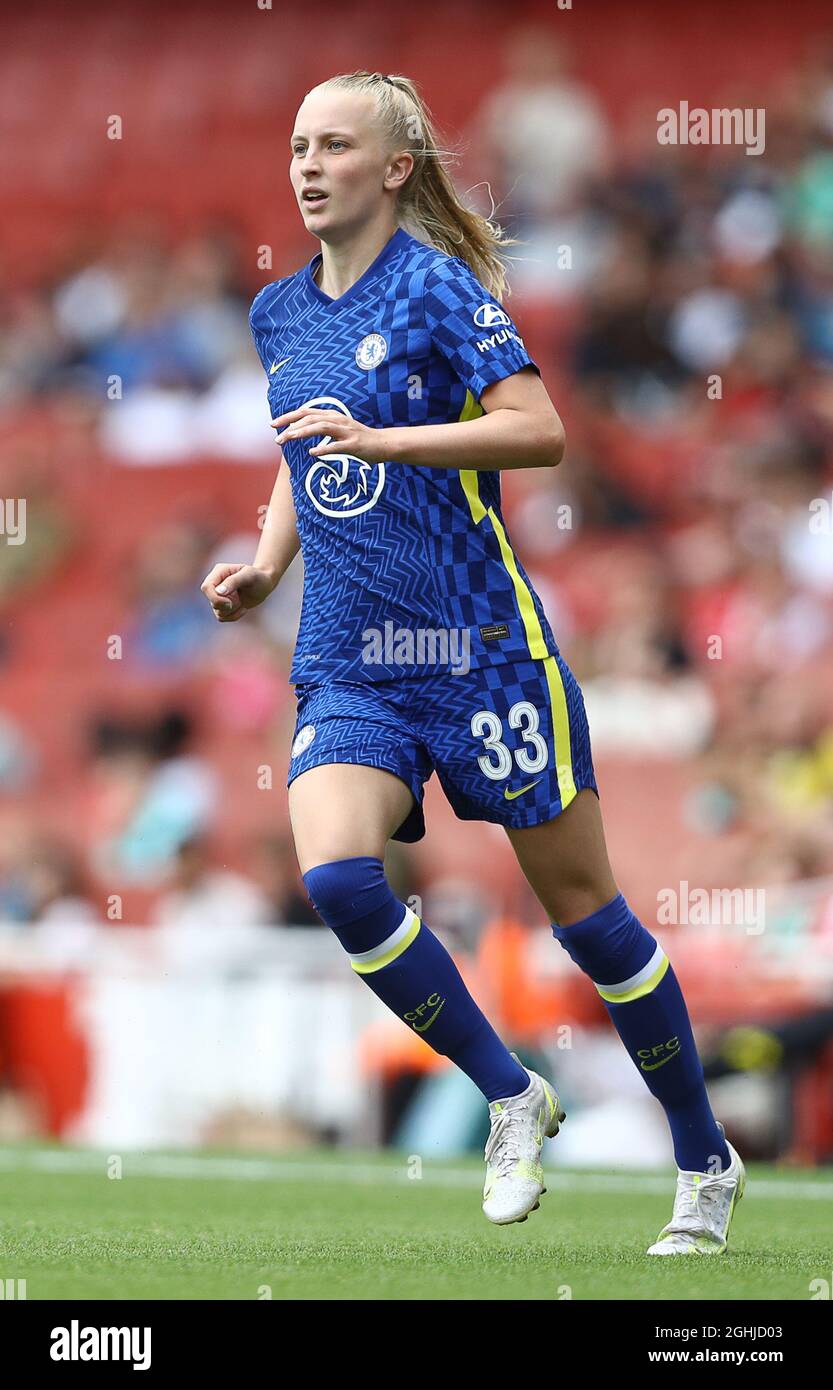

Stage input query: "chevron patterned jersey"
[{"left": 249, "top": 226, "right": 560, "bottom": 684}]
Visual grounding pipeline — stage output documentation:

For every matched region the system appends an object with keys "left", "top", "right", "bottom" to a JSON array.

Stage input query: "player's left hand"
[{"left": 271, "top": 407, "right": 390, "bottom": 463}]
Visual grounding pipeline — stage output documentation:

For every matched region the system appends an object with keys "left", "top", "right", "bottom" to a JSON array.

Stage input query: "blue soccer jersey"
[{"left": 249, "top": 225, "right": 560, "bottom": 685}]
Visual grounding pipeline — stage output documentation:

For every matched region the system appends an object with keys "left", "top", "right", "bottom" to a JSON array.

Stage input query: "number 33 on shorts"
[{"left": 431, "top": 653, "right": 599, "bottom": 831}]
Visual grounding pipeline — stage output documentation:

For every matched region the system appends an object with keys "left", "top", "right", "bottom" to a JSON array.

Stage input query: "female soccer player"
[{"left": 201, "top": 70, "right": 745, "bottom": 1254}]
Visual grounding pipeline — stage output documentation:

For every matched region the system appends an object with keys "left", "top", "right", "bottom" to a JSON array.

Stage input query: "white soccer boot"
[
  {"left": 646, "top": 1129, "right": 746, "bottom": 1255},
  {"left": 482, "top": 1054, "right": 566, "bottom": 1225}
]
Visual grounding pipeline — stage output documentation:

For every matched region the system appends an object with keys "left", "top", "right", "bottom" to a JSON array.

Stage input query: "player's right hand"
[{"left": 200, "top": 563, "right": 277, "bottom": 621}]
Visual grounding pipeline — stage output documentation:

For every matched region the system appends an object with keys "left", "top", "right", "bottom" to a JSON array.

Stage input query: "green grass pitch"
[{"left": 0, "top": 1145, "right": 830, "bottom": 1300}]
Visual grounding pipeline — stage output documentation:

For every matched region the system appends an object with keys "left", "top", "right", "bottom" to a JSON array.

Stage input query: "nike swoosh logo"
[
  {"left": 640, "top": 1049, "right": 681, "bottom": 1072},
  {"left": 270, "top": 357, "right": 293, "bottom": 374},
  {"left": 504, "top": 778, "right": 543, "bottom": 801},
  {"left": 413, "top": 999, "right": 445, "bottom": 1032}
]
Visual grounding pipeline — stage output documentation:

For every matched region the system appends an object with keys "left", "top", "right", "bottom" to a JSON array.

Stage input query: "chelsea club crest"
[
  {"left": 301, "top": 395, "right": 386, "bottom": 518},
  {"left": 355, "top": 334, "right": 387, "bottom": 370},
  {"left": 291, "top": 724, "right": 316, "bottom": 758}
]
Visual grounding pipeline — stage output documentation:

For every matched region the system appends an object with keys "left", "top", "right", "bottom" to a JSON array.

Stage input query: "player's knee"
[
  {"left": 543, "top": 882, "right": 617, "bottom": 928},
  {"left": 551, "top": 891, "right": 657, "bottom": 983},
  {"left": 302, "top": 855, "right": 406, "bottom": 953}
]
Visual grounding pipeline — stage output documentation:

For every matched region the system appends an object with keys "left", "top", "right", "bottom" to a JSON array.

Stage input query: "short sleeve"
[
  {"left": 248, "top": 285, "right": 274, "bottom": 377},
  {"left": 422, "top": 257, "right": 539, "bottom": 400}
]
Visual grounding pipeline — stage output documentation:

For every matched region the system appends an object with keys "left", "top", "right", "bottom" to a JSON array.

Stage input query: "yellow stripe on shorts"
[{"left": 456, "top": 387, "right": 578, "bottom": 809}]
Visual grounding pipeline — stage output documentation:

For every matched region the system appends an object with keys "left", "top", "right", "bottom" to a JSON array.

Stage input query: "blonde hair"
[{"left": 309, "top": 70, "right": 517, "bottom": 301}]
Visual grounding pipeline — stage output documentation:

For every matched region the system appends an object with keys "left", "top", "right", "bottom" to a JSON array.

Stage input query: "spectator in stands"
[
  {"left": 90, "top": 710, "right": 218, "bottom": 886},
  {"left": 128, "top": 519, "right": 219, "bottom": 669},
  {"left": 154, "top": 834, "right": 272, "bottom": 929},
  {"left": 473, "top": 27, "right": 610, "bottom": 224},
  {"left": 153, "top": 835, "right": 274, "bottom": 971},
  {"left": 20, "top": 840, "right": 101, "bottom": 966},
  {"left": 252, "top": 833, "right": 321, "bottom": 927}
]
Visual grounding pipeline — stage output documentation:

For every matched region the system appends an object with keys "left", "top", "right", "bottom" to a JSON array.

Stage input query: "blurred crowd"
[
  {"left": 1, "top": 26, "right": 833, "bottom": 943},
  {"left": 472, "top": 29, "right": 833, "bottom": 896}
]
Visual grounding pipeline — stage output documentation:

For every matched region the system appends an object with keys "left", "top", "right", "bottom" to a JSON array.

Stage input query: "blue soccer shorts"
[{"left": 287, "top": 652, "right": 598, "bottom": 843}]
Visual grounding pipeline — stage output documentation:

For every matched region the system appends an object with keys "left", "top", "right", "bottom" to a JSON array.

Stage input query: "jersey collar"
[{"left": 304, "top": 226, "right": 411, "bottom": 308}]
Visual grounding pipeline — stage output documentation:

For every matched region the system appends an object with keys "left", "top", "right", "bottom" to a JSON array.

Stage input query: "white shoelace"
[
  {"left": 484, "top": 1105, "right": 527, "bottom": 1178},
  {"left": 661, "top": 1166, "right": 734, "bottom": 1241}
]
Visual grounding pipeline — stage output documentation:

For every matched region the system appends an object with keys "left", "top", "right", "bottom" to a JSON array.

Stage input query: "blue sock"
[
  {"left": 552, "top": 893, "right": 731, "bottom": 1173},
  {"left": 303, "top": 856, "right": 529, "bottom": 1104}
]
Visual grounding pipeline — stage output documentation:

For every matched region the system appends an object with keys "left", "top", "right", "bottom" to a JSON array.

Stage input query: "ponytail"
[{"left": 312, "top": 70, "right": 518, "bottom": 301}]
